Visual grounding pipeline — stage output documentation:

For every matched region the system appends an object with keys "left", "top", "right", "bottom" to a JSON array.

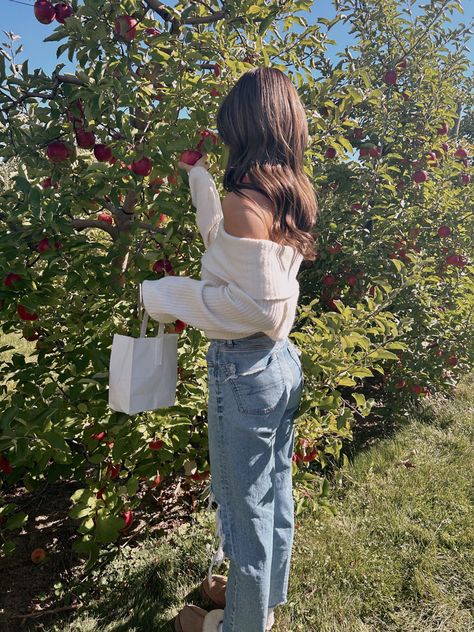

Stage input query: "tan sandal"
[
  {"left": 199, "top": 574, "right": 227, "bottom": 609},
  {"left": 174, "top": 604, "right": 224, "bottom": 632}
]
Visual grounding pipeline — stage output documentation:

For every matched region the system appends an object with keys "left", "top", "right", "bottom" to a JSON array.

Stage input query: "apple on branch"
[
  {"left": 34, "top": 1, "right": 55, "bottom": 24},
  {"left": 47, "top": 140, "right": 70, "bottom": 162},
  {"left": 54, "top": 3, "right": 73, "bottom": 23},
  {"left": 114, "top": 15, "right": 138, "bottom": 43}
]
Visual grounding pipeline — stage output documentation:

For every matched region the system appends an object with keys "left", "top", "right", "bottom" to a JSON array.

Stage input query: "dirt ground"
[{"left": 0, "top": 475, "right": 207, "bottom": 630}]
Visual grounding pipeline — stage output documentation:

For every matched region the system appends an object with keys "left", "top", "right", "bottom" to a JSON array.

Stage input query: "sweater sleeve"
[
  {"left": 188, "top": 166, "right": 223, "bottom": 249},
  {"left": 141, "top": 276, "right": 285, "bottom": 334}
]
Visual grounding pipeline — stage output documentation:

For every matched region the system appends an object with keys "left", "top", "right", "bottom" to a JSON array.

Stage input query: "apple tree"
[{"left": 0, "top": 0, "right": 473, "bottom": 558}]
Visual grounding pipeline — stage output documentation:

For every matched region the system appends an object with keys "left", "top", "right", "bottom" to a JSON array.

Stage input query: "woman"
[{"left": 141, "top": 66, "right": 318, "bottom": 632}]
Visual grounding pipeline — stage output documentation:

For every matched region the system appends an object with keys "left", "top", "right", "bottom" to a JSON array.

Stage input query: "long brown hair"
[{"left": 216, "top": 67, "right": 318, "bottom": 261}]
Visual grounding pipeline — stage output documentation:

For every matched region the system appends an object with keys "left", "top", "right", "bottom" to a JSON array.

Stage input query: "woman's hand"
[{"left": 177, "top": 151, "right": 210, "bottom": 174}]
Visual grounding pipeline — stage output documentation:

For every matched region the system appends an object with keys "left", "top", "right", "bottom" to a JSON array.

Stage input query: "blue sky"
[{"left": 3, "top": 0, "right": 473, "bottom": 80}]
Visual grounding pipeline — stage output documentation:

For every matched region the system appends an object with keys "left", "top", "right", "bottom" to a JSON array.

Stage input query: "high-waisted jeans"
[{"left": 204, "top": 331, "right": 304, "bottom": 632}]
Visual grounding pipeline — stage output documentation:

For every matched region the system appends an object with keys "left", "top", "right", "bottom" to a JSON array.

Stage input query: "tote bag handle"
[{"left": 138, "top": 284, "right": 166, "bottom": 362}]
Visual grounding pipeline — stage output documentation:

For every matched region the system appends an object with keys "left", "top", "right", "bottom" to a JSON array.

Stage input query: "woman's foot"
[
  {"left": 174, "top": 604, "right": 224, "bottom": 632},
  {"left": 199, "top": 575, "right": 275, "bottom": 629}
]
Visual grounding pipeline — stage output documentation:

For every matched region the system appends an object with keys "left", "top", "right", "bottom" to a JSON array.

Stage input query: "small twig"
[{"left": 9, "top": 603, "right": 79, "bottom": 621}]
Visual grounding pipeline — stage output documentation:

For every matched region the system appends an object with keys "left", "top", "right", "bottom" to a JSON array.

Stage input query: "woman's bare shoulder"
[{"left": 222, "top": 191, "right": 275, "bottom": 240}]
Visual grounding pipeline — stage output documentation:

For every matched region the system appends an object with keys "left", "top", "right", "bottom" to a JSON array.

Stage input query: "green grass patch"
[{"left": 38, "top": 374, "right": 474, "bottom": 632}]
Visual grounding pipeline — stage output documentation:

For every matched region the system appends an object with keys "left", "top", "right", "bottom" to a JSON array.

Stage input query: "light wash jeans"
[{"left": 205, "top": 332, "right": 304, "bottom": 632}]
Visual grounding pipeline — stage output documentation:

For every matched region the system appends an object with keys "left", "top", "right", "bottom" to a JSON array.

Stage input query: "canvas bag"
[{"left": 108, "top": 285, "right": 178, "bottom": 414}]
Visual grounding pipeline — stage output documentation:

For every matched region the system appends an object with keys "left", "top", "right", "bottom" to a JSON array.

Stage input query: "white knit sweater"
[{"left": 141, "top": 165, "right": 304, "bottom": 341}]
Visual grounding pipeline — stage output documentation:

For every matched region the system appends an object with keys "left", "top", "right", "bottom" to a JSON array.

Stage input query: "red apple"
[
  {"left": 412, "top": 170, "right": 428, "bottom": 183},
  {"left": 445, "top": 254, "right": 460, "bottom": 265},
  {"left": 149, "top": 472, "right": 162, "bottom": 488},
  {"left": 394, "top": 379, "right": 406, "bottom": 389},
  {"left": 401, "top": 92, "right": 410, "bottom": 101},
  {"left": 396, "top": 58, "right": 408, "bottom": 70},
  {"left": 76, "top": 129, "right": 95, "bottom": 149},
  {"left": 34, "top": 0, "right": 55, "bottom": 24},
  {"left": 369, "top": 146, "right": 381, "bottom": 158},
  {"left": 411, "top": 384, "right": 424, "bottom": 394},
  {"left": 47, "top": 140, "right": 70, "bottom": 162},
  {"left": 31, "top": 548, "right": 47, "bottom": 564},
  {"left": 106, "top": 462, "right": 121, "bottom": 479},
  {"left": 17, "top": 304, "right": 39, "bottom": 321},
  {"left": 153, "top": 259, "right": 174, "bottom": 274},
  {"left": 359, "top": 147, "right": 370, "bottom": 157},
  {"left": 114, "top": 15, "right": 138, "bottom": 42},
  {"left": 324, "top": 147, "right": 337, "bottom": 159},
  {"left": 98, "top": 212, "right": 113, "bottom": 225},
  {"left": 354, "top": 128, "right": 365, "bottom": 140},
  {"left": 454, "top": 147, "right": 468, "bottom": 159},
  {"left": 54, "top": 2, "right": 73, "bottom": 23},
  {"left": 210, "top": 88, "right": 220, "bottom": 97},
  {"left": 93, "top": 144, "right": 113, "bottom": 162},
  {"left": 91, "top": 431, "right": 107, "bottom": 441},
  {"left": 446, "top": 355, "right": 458, "bottom": 366},
  {"left": 180, "top": 149, "right": 203, "bottom": 166},
  {"left": 131, "top": 157, "right": 153, "bottom": 176},
  {"left": 121, "top": 510, "right": 134, "bottom": 531},
  {"left": 459, "top": 174, "right": 471, "bottom": 185},
  {"left": 41, "top": 177, "right": 58, "bottom": 189},
  {"left": 96, "top": 487, "right": 106, "bottom": 500},
  {"left": 0, "top": 453, "right": 13, "bottom": 474},
  {"left": 437, "top": 122, "right": 449, "bottom": 135},
  {"left": 441, "top": 142, "right": 449, "bottom": 152},
  {"left": 149, "top": 176, "right": 165, "bottom": 190},
  {"left": 170, "top": 319, "right": 187, "bottom": 334},
  {"left": 4, "top": 273, "right": 22, "bottom": 287},
  {"left": 214, "top": 63, "right": 220, "bottom": 77},
  {"left": 149, "top": 439, "right": 164, "bottom": 451},
  {"left": 328, "top": 242, "right": 342, "bottom": 254},
  {"left": 383, "top": 69, "right": 397, "bottom": 85},
  {"left": 322, "top": 274, "right": 337, "bottom": 287},
  {"left": 145, "top": 27, "right": 161, "bottom": 36},
  {"left": 37, "top": 238, "right": 50, "bottom": 253}
]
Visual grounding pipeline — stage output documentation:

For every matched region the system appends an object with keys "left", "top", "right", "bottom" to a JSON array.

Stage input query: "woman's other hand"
[{"left": 177, "top": 152, "right": 210, "bottom": 173}]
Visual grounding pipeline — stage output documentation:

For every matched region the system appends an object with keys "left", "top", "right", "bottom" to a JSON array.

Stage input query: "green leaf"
[
  {"left": 337, "top": 376, "right": 357, "bottom": 387},
  {"left": 350, "top": 367, "right": 374, "bottom": 378},
  {"left": 5, "top": 512, "right": 28, "bottom": 530},
  {"left": 43, "top": 30, "right": 67, "bottom": 43},
  {"left": 259, "top": 12, "right": 276, "bottom": 35},
  {"left": 352, "top": 393, "right": 366, "bottom": 408},
  {"left": 95, "top": 513, "right": 124, "bottom": 543}
]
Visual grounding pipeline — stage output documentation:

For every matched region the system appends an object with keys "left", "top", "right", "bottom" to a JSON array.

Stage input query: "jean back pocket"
[{"left": 222, "top": 350, "right": 286, "bottom": 415}]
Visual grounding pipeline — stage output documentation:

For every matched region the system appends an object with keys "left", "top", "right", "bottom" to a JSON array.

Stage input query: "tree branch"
[{"left": 71, "top": 218, "right": 118, "bottom": 239}]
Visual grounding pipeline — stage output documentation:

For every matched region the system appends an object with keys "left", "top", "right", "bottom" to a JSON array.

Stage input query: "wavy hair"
[{"left": 216, "top": 67, "right": 318, "bottom": 261}]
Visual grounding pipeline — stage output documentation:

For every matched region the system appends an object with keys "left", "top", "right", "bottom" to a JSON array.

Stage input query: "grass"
[{"left": 32, "top": 373, "right": 474, "bottom": 632}]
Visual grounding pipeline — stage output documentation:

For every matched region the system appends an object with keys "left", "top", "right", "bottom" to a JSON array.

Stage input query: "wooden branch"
[
  {"left": 2, "top": 73, "right": 87, "bottom": 113},
  {"left": 56, "top": 73, "right": 87, "bottom": 86},
  {"left": 71, "top": 218, "right": 118, "bottom": 239}
]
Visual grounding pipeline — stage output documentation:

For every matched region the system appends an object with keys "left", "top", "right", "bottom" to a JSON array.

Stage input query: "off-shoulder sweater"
[{"left": 141, "top": 165, "right": 304, "bottom": 341}]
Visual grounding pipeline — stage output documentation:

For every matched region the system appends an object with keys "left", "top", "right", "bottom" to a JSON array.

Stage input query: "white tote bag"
[{"left": 108, "top": 286, "right": 178, "bottom": 414}]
